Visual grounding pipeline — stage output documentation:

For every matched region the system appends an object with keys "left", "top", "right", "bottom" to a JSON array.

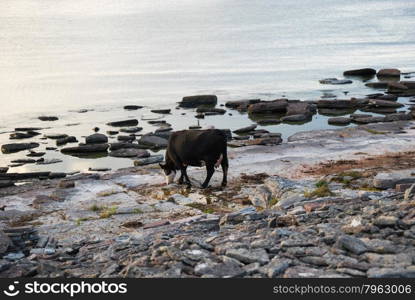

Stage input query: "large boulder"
[
  {"left": 85, "top": 133, "right": 108, "bottom": 144},
  {"left": 179, "top": 95, "right": 217, "bottom": 108},
  {"left": 138, "top": 135, "right": 168, "bottom": 148},
  {"left": 109, "top": 148, "right": 150, "bottom": 158},
  {"left": 343, "top": 68, "right": 376, "bottom": 76},
  {"left": 377, "top": 69, "right": 401, "bottom": 78},
  {"left": 1, "top": 143, "right": 39, "bottom": 154},
  {"left": 248, "top": 100, "right": 288, "bottom": 114},
  {"left": 106, "top": 119, "right": 139, "bottom": 127}
]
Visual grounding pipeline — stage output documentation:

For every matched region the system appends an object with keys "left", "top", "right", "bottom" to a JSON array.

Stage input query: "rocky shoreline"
[
  {"left": 1, "top": 67, "right": 415, "bottom": 278},
  {"left": 1, "top": 118, "right": 415, "bottom": 277}
]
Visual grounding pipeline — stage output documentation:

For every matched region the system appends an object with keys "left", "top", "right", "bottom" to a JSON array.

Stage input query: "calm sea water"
[{"left": 0, "top": 0, "right": 414, "bottom": 173}]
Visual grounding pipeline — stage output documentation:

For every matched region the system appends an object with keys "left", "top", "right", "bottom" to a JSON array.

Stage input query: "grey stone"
[
  {"left": 0, "top": 230, "right": 11, "bottom": 255},
  {"left": 225, "top": 248, "right": 269, "bottom": 265},
  {"left": 109, "top": 148, "right": 150, "bottom": 158},
  {"left": 265, "top": 258, "right": 292, "bottom": 277},
  {"left": 179, "top": 95, "right": 218, "bottom": 108},
  {"left": 338, "top": 235, "right": 368, "bottom": 255},
  {"left": 1, "top": 143, "right": 39, "bottom": 154},
  {"left": 138, "top": 135, "right": 168, "bottom": 148}
]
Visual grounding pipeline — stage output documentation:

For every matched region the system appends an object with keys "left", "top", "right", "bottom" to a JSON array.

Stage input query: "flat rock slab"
[
  {"left": 109, "top": 148, "right": 150, "bottom": 158},
  {"left": 107, "top": 119, "right": 139, "bottom": 127},
  {"left": 319, "top": 78, "right": 352, "bottom": 85},
  {"left": 1, "top": 143, "right": 39, "bottom": 154}
]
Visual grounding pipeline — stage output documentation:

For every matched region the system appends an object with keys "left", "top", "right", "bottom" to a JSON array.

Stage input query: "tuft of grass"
[
  {"left": 339, "top": 171, "right": 363, "bottom": 179},
  {"left": 99, "top": 206, "right": 118, "bottom": 219},
  {"left": 365, "top": 128, "right": 386, "bottom": 135},
  {"left": 269, "top": 197, "right": 280, "bottom": 207},
  {"left": 75, "top": 217, "right": 91, "bottom": 226},
  {"left": 132, "top": 208, "right": 143, "bottom": 214},
  {"left": 97, "top": 190, "right": 120, "bottom": 197},
  {"left": 315, "top": 180, "right": 328, "bottom": 188},
  {"left": 89, "top": 204, "right": 105, "bottom": 212},
  {"left": 304, "top": 182, "right": 334, "bottom": 198},
  {"left": 185, "top": 203, "right": 215, "bottom": 214},
  {"left": 358, "top": 185, "right": 382, "bottom": 192}
]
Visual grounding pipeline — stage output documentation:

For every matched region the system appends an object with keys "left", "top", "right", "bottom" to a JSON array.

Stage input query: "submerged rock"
[{"left": 319, "top": 78, "right": 352, "bottom": 85}]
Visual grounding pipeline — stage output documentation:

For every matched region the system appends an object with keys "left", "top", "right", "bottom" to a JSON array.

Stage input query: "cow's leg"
[
  {"left": 221, "top": 158, "right": 228, "bottom": 187},
  {"left": 181, "top": 166, "right": 191, "bottom": 187},
  {"left": 201, "top": 163, "right": 215, "bottom": 189},
  {"left": 178, "top": 166, "right": 187, "bottom": 184}
]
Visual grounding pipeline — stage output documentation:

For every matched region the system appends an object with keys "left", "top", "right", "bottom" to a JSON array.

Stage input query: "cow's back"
[{"left": 167, "top": 129, "right": 226, "bottom": 162}]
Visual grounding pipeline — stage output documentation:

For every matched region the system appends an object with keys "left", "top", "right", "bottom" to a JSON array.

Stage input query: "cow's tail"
[{"left": 217, "top": 131, "right": 229, "bottom": 169}]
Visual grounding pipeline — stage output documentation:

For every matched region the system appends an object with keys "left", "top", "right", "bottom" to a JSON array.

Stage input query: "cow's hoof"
[{"left": 221, "top": 182, "right": 227, "bottom": 187}]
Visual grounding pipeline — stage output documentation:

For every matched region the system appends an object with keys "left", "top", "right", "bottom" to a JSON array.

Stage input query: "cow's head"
[{"left": 159, "top": 162, "right": 176, "bottom": 185}]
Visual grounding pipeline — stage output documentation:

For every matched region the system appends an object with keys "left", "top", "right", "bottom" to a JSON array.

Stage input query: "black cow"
[{"left": 159, "top": 129, "right": 228, "bottom": 188}]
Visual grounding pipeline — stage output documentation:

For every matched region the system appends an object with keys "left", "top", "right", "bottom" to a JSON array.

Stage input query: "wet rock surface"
[{"left": 0, "top": 159, "right": 415, "bottom": 278}]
